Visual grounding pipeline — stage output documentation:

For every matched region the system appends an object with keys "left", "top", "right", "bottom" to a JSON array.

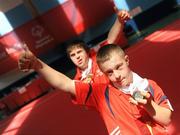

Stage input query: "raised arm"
[
  {"left": 18, "top": 50, "right": 76, "bottom": 95},
  {"left": 107, "top": 9, "right": 130, "bottom": 44}
]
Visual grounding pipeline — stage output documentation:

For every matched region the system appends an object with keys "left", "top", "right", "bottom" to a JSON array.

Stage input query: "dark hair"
[
  {"left": 65, "top": 39, "right": 90, "bottom": 57},
  {"left": 96, "top": 44, "right": 125, "bottom": 64}
]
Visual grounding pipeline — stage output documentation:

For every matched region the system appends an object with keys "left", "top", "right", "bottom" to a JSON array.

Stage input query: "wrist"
[
  {"left": 144, "top": 100, "right": 155, "bottom": 114},
  {"left": 32, "top": 58, "right": 42, "bottom": 70}
]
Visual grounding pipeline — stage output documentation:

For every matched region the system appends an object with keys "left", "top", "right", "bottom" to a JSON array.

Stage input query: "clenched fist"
[
  {"left": 115, "top": 8, "right": 131, "bottom": 23},
  {"left": 18, "top": 49, "right": 41, "bottom": 72}
]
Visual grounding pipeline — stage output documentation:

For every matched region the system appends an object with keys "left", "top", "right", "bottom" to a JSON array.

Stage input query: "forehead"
[
  {"left": 69, "top": 44, "right": 84, "bottom": 50},
  {"left": 106, "top": 52, "right": 124, "bottom": 62},
  {"left": 99, "top": 53, "right": 124, "bottom": 71},
  {"left": 69, "top": 46, "right": 85, "bottom": 53}
]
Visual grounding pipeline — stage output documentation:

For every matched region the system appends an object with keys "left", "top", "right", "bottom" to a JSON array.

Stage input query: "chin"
[
  {"left": 121, "top": 81, "right": 130, "bottom": 87},
  {"left": 113, "top": 82, "right": 122, "bottom": 87}
]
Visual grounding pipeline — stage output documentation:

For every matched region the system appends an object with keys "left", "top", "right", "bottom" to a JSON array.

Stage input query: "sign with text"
[{"left": 0, "top": 19, "right": 56, "bottom": 75}]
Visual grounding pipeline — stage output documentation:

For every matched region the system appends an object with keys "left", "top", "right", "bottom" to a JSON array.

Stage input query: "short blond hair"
[{"left": 96, "top": 44, "right": 125, "bottom": 65}]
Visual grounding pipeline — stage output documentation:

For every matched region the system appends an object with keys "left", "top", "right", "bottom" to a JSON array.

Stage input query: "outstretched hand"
[
  {"left": 114, "top": 7, "right": 131, "bottom": 23},
  {"left": 18, "top": 43, "right": 41, "bottom": 72},
  {"left": 129, "top": 91, "right": 153, "bottom": 108}
]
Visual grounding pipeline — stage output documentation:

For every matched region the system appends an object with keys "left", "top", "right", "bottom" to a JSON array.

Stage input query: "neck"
[
  {"left": 80, "top": 58, "right": 91, "bottom": 71},
  {"left": 129, "top": 71, "right": 133, "bottom": 84}
]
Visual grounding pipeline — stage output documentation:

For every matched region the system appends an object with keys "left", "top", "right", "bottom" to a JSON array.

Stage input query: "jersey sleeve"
[
  {"left": 73, "top": 68, "right": 81, "bottom": 80},
  {"left": 99, "top": 40, "right": 109, "bottom": 47},
  {"left": 148, "top": 80, "right": 173, "bottom": 111},
  {"left": 89, "top": 40, "right": 108, "bottom": 57}
]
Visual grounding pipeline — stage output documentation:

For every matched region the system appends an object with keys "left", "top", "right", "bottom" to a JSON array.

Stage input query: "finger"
[
  {"left": 129, "top": 97, "right": 138, "bottom": 105},
  {"left": 21, "top": 69, "right": 30, "bottom": 72},
  {"left": 18, "top": 56, "right": 32, "bottom": 70},
  {"left": 19, "top": 62, "right": 32, "bottom": 72},
  {"left": 19, "top": 49, "right": 28, "bottom": 60},
  {"left": 113, "top": 6, "right": 119, "bottom": 13},
  {"left": 18, "top": 63, "right": 29, "bottom": 71},
  {"left": 122, "top": 12, "right": 131, "bottom": 21},
  {"left": 121, "top": 11, "right": 127, "bottom": 17},
  {"left": 120, "top": 10, "right": 130, "bottom": 18},
  {"left": 18, "top": 64, "right": 27, "bottom": 70},
  {"left": 21, "top": 50, "right": 33, "bottom": 60},
  {"left": 22, "top": 42, "right": 29, "bottom": 52},
  {"left": 124, "top": 14, "right": 130, "bottom": 20},
  {"left": 19, "top": 53, "right": 30, "bottom": 62},
  {"left": 135, "top": 98, "right": 148, "bottom": 105},
  {"left": 117, "top": 11, "right": 130, "bottom": 23},
  {"left": 140, "top": 91, "right": 151, "bottom": 99},
  {"left": 18, "top": 59, "right": 31, "bottom": 66},
  {"left": 18, "top": 59, "right": 30, "bottom": 67}
]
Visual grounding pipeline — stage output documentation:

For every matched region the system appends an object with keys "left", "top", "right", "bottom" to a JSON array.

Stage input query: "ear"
[{"left": 124, "top": 55, "right": 129, "bottom": 65}]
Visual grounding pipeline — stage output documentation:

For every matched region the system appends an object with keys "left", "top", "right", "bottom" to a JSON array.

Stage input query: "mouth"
[
  {"left": 122, "top": 78, "right": 126, "bottom": 84},
  {"left": 117, "top": 78, "right": 127, "bottom": 86},
  {"left": 118, "top": 77, "right": 124, "bottom": 83},
  {"left": 78, "top": 58, "right": 82, "bottom": 63}
]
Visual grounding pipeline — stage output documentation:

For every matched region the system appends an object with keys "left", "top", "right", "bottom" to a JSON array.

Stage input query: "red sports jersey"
[
  {"left": 75, "top": 79, "right": 172, "bottom": 135},
  {"left": 72, "top": 55, "right": 108, "bottom": 104},
  {"left": 74, "top": 55, "right": 108, "bottom": 84}
]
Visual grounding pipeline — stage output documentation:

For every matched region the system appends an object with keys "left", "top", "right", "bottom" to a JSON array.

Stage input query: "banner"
[
  {"left": 15, "top": 19, "right": 56, "bottom": 55},
  {"left": 0, "top": 19, "right": 56, "bottom": 75}
]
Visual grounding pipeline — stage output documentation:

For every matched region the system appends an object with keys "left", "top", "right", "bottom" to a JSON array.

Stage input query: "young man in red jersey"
[{"left": 18, "top": 44, "right": 173, "bottom": 135}]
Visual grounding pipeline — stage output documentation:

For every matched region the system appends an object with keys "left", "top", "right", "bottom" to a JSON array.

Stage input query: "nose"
[
  {"left": 75, "top": 53, "right": 80, "bottom": 59},
  {"left": 113, "top": 70, "right": 121, "bottom": 80}
]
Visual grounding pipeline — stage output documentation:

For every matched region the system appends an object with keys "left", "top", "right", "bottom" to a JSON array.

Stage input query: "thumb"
[
  {"left": 113, "top": 6, "right": 119, "bottom": 13},
  {"left": 21, "top": 42, "right": 33, "bottom": 58},
  {"left": 22, "top": 42, "right": 30, "bottom": 52}
]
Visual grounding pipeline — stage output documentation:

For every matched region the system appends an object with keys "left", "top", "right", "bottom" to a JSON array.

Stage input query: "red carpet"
[
  {"left": 0, "top": 91, "right": 108, "bottom": 135},
  {"left": 0, "top": 19, "right": 180, "bottom": 135}
]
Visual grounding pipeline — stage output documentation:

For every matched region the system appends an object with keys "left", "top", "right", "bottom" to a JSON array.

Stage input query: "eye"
[
  {"left": 107, "top": 71, "right": 113, "bottom": 77},
  {"left": 70, "top": 53, "right": 75, "bottom": 57},
  {"left": 116, "top": 64, "right": 123, "bottom": 70},
  {"left": 77, "top": 50, "right": 82, "bottom": 54}
]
